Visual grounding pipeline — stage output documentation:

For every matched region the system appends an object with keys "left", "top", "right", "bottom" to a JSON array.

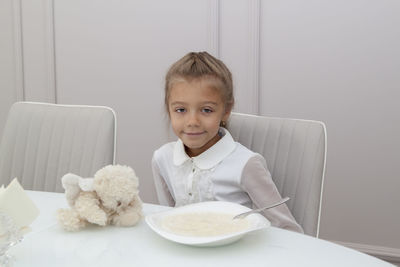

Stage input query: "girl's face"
[{"left": 168, "top": 79, "right": 231, "bottom": 157}]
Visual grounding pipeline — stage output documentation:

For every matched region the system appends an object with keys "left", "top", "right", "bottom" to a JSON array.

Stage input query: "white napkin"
[{"left": 0, "top": 178, "right": 40, "bottom": 230}]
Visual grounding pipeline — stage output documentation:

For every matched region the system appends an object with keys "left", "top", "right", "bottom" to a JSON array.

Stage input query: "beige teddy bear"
[{"left": 57, "top": 165, "right": 143, "bottom": 231}]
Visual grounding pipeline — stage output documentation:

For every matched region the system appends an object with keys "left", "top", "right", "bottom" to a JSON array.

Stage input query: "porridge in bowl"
[{"left": 161, "top": 212, "right": 249, "bottom": 237}]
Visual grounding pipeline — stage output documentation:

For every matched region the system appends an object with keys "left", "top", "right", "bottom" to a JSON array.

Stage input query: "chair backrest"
[
  {"left": 227, "top": 112, "right": 326, "bottom": 237},
  {"left": 0, "top": 102, "right": 116, "bottom": 192}
]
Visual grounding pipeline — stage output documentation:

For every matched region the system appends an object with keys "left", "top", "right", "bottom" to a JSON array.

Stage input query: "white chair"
[
  {"left": 227, "top": 112, "right": 326, "bottom": 237},
  {"left": 0, "top": 102, "right": 116, "bottom": 192}
]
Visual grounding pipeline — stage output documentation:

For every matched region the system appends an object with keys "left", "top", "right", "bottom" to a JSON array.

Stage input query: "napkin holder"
[
  {"left": 0, "top": 178, "right": 39, "bottom": 266},
  {"left": 0, "top": 178, "right": 39, "bottom": 230}
]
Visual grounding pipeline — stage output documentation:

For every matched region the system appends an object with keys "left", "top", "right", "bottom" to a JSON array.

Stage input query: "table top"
[{"left": 9, "top": 191, "right": 393, "bottom": 267}]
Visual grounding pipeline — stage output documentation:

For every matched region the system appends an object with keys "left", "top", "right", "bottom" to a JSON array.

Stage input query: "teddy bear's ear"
[
  {"left": 61, "top": 173, "right": 82, "bottom": 189},
  {"left": 61, "top": 173, "right": 83, "bottom": 206},
  {"left": 78, "top": 178, "right": 94, "bottom": 192}
]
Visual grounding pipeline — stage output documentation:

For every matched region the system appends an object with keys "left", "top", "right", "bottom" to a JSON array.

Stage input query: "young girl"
[{"left": 152, "top": 51, "right": 303, "bottom": 233}]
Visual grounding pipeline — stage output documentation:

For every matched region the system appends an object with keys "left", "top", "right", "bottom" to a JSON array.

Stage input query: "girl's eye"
[
  {"left": 202, "top": 108, "right": 213, "bottom": 113},
  {"left": 175, "top": 108, "right": 186, "bottom": 113}
]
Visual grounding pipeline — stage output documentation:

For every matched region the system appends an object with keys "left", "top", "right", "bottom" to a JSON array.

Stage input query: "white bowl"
[{"left": 145, "top": 201, "right": 270, "bottom": 247}]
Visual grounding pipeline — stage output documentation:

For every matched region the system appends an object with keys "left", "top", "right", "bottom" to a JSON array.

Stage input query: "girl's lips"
[{"left": 184, "top": 132, "right": 205, "bottom": 136}]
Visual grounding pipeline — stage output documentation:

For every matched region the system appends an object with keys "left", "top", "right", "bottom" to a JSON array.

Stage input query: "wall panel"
[
  {"left": 0, "top": 0, "right": 24, "bottom": 136},
  {"left": 220, "top": 0, "right": 260, "bottom": 114},
  {"left": 20, "top": 0, "right": 56, "bottom": 102}
]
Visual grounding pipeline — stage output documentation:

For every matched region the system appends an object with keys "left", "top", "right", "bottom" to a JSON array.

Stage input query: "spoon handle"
[{"left": 233, "top": 197, "right": 290, "bottom": 219}]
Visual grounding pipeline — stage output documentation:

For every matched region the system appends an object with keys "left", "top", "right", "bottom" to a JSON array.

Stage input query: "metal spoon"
[{"left": 233, "top": 197, "right": 290, "bottom": 219}]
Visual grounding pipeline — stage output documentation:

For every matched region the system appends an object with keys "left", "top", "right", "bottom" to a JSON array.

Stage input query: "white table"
[{"left": 8, "top": 191, "right": 393, "bottom": 267}]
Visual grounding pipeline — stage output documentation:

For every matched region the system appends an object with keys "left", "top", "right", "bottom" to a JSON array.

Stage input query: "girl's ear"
[{"left": 222, "top": 103, "right": 233, "bottom": 122}]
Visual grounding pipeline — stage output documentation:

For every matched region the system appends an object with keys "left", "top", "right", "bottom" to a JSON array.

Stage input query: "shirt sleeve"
[
  {"left": 151, "top": 155, "right": 175, "bottom": 207},
  {"left": 240, "top": 154, "right": 304, "bottom": 234}
]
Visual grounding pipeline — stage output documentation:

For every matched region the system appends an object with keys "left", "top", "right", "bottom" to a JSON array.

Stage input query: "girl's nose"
[{"left": 186, "top": 112, "right": 200, "bottom": 126}]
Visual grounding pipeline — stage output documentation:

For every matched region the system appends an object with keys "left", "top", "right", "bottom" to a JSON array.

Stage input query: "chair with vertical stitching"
[
  {"left": 227, "top": 112, "right": 326, "bottom": 237},
  {"left": 0, "top": 102, "right": 116, "bottom": 192}
]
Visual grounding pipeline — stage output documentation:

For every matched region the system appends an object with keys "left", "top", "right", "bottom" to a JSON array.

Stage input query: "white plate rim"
[{"left": 145, "top": 201, "right": 271, "bottom": 246}]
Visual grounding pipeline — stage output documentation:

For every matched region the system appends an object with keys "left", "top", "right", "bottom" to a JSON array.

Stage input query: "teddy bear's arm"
[
  {"left": 57, "top": 208, "right": 87, "bottom": 231},
  {"left": 75, "top": 192, "right": 108, "bottom": 226},
  {"left": 111, "top": 196, "right": 143, "bottom": 227}
]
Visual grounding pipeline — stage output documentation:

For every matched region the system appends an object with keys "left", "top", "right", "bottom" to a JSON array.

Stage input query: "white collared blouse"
[{"left": 151, "top": 128, "right": 303, "bottom": 233}]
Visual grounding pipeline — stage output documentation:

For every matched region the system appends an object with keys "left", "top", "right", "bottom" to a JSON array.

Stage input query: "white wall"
[
  {"left": 259, "top": 0, "right": 400, "bottom": 252},
  {"left": 1, "top": 0, "right": 399, "bottom": 262}
]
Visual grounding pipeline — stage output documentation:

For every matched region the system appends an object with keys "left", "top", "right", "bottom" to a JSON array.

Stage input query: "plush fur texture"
[{"left": 57, "top": 165, "right": 143, "bottom": 231}]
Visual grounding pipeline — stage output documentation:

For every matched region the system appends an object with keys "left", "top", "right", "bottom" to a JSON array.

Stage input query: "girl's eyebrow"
[
  {"left": 202, "top": 101, "right": 218, "bottom": 106},
  {"left": 170, "top": 101, "right": 186, "bottom": 106},
  {"left": 170, "top": 101, "right": 218, "bottom": 106}
]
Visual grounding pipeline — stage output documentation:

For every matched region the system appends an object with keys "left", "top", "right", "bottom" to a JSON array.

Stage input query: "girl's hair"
[{"left": 165, "top": 51, "right": 234, "bottom": 113}]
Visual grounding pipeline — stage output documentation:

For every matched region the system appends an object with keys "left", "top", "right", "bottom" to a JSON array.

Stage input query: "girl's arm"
[
  {"left": 240, "top": 155, "right": 304, "bottom": 234},
  {"left": 151, "top": 157, "right": 175, "bottom": 207}
]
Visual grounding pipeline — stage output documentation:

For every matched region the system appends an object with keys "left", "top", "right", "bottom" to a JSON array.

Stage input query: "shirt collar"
[{"left": 173, "top": 128, "right": 236, "bottom": 170}]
